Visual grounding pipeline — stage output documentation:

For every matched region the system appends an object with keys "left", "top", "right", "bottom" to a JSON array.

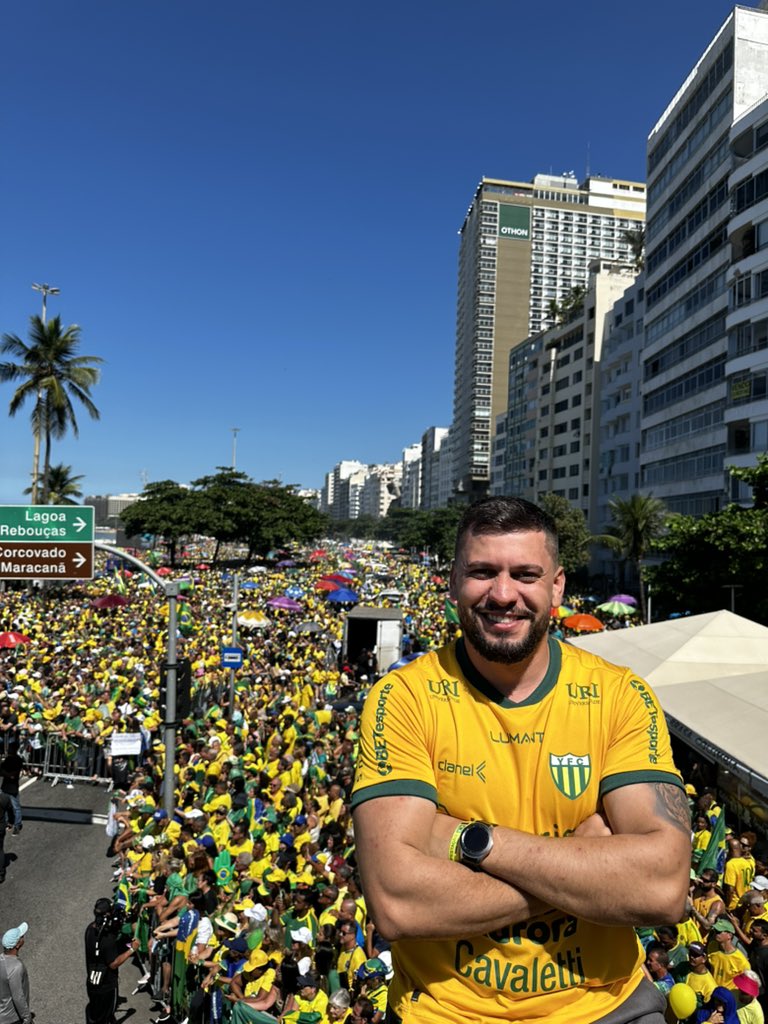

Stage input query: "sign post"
[{"left": 0, "top": 505, "right": 94, "bottom": 580}]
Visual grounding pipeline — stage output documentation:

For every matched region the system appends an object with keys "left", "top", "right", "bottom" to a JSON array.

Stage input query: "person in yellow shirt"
[
  {"left": 708, "top": 921, "right": 751, "bottom": 990},
  {"left": 725, "top": 837, "right": 756, "bottom": 910},
  {"left": 210, "top": 805, "right": 232, "bottom": 850},
  {"left": 336, "top": 923, "right": 366, "bottom": 989},
  {"left": 683, "top": 942, "right": 716, "bottom": 1005},
  {"left": 227, "top": 820, "right": 254, "bottom": 859}
]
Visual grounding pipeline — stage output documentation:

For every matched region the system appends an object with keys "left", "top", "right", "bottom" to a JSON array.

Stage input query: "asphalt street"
[{"left": 2, "top": 776, "right": 151, "bottom": 1024}]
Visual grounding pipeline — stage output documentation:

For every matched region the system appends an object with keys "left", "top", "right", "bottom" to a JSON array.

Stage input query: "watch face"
[{"left": 461, "top": 823, "right": 491, "bottom": 860}]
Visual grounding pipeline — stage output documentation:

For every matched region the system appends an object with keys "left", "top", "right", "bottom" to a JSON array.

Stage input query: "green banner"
[{"left": 498, "top": 204, "right": 531, "bottom": 241}]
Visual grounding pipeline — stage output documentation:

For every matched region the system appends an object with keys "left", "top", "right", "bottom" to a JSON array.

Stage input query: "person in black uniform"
[{"left": 84, "top": 898, "right": 139, "bottom": 1024}]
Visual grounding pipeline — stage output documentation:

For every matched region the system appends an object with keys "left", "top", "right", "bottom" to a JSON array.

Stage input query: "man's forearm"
[
  {"left": 359, "top": 841, "right": 547, "bottom": 941},
  {"left": 482, "top": 828, "right": 687, "bottom": 926}
]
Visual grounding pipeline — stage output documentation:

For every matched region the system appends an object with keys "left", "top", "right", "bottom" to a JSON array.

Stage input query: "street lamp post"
[
  {"left": 31, "top": 282, "right": 60, "bottom": 325},
  {"left": 231, "top": 427, "right": 240, "bottom": 470}
]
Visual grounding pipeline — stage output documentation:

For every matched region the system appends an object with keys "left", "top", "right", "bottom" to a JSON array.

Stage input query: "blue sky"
[{"left": 0, "top": 0, "right": 739, "bottom": 502}]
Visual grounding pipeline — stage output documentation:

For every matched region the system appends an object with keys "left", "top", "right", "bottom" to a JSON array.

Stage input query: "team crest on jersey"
[{"left": 549, "top": 753, "right": 591, "bottom": 800}]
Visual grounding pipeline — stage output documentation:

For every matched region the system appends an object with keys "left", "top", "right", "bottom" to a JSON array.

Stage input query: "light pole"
[
  {"left": 231, "top": 427, "right": 240, "bottom": 470},
  {"left": 31, "top": 282, "right": 60, "bottom": 324}
]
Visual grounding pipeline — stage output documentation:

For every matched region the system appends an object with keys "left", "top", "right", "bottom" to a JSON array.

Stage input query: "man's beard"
[{"left": 457, "top": 603, "right": 550, "bottom": 664}]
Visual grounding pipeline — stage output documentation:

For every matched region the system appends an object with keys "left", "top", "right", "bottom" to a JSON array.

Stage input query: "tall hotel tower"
[{"left": 451, "top": 173, "right": 646, "bottom": 499}]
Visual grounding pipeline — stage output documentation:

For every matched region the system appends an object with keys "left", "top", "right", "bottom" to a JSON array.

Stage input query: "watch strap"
[{"left": 448, "top": 821, "right": 472, "bottom": 863}]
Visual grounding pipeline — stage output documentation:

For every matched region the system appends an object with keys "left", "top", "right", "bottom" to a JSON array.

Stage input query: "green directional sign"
[
  {"left": 0, "top": 505, "right": 94, "bottom": 543},
  {"left": 0, "top": 505, "right": 94, "bottom": 580}
]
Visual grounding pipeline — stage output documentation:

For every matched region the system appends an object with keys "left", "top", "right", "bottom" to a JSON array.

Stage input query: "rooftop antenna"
[{"left": 585, "top": 141, "right": 591, "bottom": 180}]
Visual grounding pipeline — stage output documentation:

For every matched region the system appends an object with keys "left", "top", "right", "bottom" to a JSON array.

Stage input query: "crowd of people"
[{"left": 0, "top": 534, "right": 765, "bottom": 1024}]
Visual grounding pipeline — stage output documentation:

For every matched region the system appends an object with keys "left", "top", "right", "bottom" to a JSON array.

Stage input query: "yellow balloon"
[{"left": 668, "top": 983, "right": 697, "bottom": 1020}]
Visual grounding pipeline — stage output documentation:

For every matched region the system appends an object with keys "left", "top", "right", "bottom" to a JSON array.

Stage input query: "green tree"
[
  {"left": 24, "top": 463, "right": 84, "bottom": 505},
  {"left": 190, "top": 467, "right": 255, "bottom": 563},
  {"left": 537, "top": 493, "right": 593, "bottom": 575},
  {"left": 646, "top": 504, "right": 768, "bottom": 624},
  {"left": 0, "top": 315, "right": 101, "bottom": 503},
  {"left": 242, "top": 480, "right": 327, "bottom": 558},
  {"left": 729, "top": 452, "right": 768, "bottom": 510},
  {"left": 120, "top": 480, "right": 203, "bottom": 566},
  {"left": 603, "top": 493, "right": 668, "bottom": 622}
]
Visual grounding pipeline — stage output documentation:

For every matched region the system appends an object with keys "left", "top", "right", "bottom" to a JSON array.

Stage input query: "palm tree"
[
  {"left": 604, "top": 493, "right": 668, "bottom": 622},
  {"left": 621, "top": 226, "right": 645, "bottom": 272},
  {"left": 0, "top": 315, "right": 102, "bottom": 503},
  {"left": 24, "top": 463, "right": 84, "bottom": 505}
]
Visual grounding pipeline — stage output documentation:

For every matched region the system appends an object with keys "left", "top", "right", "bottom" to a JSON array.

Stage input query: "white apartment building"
[
  {"left": 359, "top": 463, "right": 402, "bottom": 519},
  {"left": 642, "top": 5, "right": 768, "bottom": 514},
  {"left": 494, "top": 261, "right": 638, "bottom": 531},
  {"left": 401, "top": 443, "right": 422, "bottom": 509},
  {"left": 725, "top": 92, "right": 768, "bottom": 500},
  {"left": 451, "top": 172, "right": 646, "bottom": 500},
  {"left": 420, "top": 427, "right": 449, "bottom": 509},
  {"left": 596, "top": 275, "right": 646, "bottom": 537}
]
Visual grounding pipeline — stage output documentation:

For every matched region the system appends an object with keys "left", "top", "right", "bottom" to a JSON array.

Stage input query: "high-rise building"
[
  {"left": 420, "top": 427, "right": 450, "bottom": 509},
  {"left": 360, "top": 463, "right": 402, "bottom": 519},
  {"left": 493, "top": 260, "right": 638, "bottom": 531},
  {"left": 451, "top": 172, "right": 646, "bottom": 499},
  {"left": 642, "top": 5, "right": 768, "bottom": 514},
  {"left": 727, "top": 91, "right": 768, "bottom": 502},
  {"left": 320, "top": 460, "right": 367, "bottom": 520},
  {"left": 401, "top": 444, "right": 422, "bottom": 509}
]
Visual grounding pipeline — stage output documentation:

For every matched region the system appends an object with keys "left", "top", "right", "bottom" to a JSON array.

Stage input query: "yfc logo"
[{"left": 549, "top": 753, "right": 591, "bottom": 800}]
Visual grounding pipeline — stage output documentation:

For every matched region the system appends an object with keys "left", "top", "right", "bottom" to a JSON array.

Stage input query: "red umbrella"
[
  {"left": 157, "top": 567, "right": 172, "bottom": 577},
  {"left": 315, "top": 580, "right": 340, "bottom": 592},
  {"left": 0, "top": 632, "right": 32, "bottom": 648},
  {"left": 563, "top": 613, "right": 604, "bottom": 633},
  {"left": 91, "top": 594, "right": 128, "bottom": 609},
  {"left": 195, "top": 563, "right": 210, "bottom": 570}
]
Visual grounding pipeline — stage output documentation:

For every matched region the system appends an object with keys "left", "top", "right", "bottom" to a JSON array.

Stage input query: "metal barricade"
[{"left": 42, "top": 734, "right": 112, "bottom": 787}]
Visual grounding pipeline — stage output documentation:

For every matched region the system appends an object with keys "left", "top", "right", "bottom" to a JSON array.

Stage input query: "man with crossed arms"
[{"left": 352, "top": 497, "right": 690, "bottom": 1024}]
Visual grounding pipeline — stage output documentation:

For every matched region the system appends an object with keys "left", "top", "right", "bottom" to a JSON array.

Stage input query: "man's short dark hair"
[{"left": 454, "top": 497, "right": 559, "bottom": 564}]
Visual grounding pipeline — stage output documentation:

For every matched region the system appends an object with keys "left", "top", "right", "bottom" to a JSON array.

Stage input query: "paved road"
[{"left": 3, "top": 777, "right": 151, "bottom": 1024}]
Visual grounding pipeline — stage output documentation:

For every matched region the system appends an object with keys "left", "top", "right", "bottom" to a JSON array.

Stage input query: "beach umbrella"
[
  {"left": 285, "top": 585, "right": 305, "bottom": 599},
  {"left": 596, "top": 601, "right": 636, "bottom": 616},
  {"left": 562, "top": 613, "right": 604, "bottom": 633},
  {"left": 315, "top": 580, "right": 339, "bottom": 592},
  {"left": 296, "top": 621, "right": 323, "bottom": 634},
  {"left": 0, "top": 632, "right": 32, "bottom": 648},
  {"left": 609, "top": 594, "right": 637, "bottom": 606},
  {"left": 326, "top": 588, "right": 359, "bottom": 604},
  {"left": 551, "top": 605, "right": 573, "bottom": 618},
  {"left": 157, "top": 567, "right": 172, "bottom": 577},
  {"left": 267, "top": 596, "right": 303, "bottom": 612},
  {"left": 238, "top": 611, "right": 271, "bottom": 630},
  {"left": 90, "top": 594, "right": 128, "bottom": 609}
]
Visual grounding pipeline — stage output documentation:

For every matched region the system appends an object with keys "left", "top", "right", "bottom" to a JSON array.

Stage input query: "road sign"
[
  {"left": 0, "top": 505, "right": 95, "bottom": 580},
  {"left": 221, "top": 646, "right": 244, "bottom": 669}
]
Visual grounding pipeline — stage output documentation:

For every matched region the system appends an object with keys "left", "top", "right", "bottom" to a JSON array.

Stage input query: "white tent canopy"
[{"left": 569, "top": 610, "right": 768, "bottom": 798}]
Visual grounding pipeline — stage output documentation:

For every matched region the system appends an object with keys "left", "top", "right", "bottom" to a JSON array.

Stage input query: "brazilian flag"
[
  {"left": 445, "top": 597, "right": 460, "bottom": 625},
  {"left": 698, "top": 810, "right": 727, "bottom": 875},
  {"left": 178, "top": 601, "right": 194, "bottom": 637},
  {"left": 214, "top": 850, "right": 234, "bottom": 888}
]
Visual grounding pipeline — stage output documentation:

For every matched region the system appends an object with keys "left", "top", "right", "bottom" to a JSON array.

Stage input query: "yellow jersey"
[{"left": 352, "top": 637, "right": 682, "bottom": 1024}]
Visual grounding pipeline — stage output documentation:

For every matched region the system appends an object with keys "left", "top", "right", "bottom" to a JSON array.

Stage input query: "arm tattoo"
[{"left": 651, "top": 783, "right": 692, "bottom": 836}]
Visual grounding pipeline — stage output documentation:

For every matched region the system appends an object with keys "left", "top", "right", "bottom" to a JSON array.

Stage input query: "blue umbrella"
[
  {"left": 240, "top": 581, "right": 259, "bottom": 590},
  {"left": 285, "top": 585, "right": 305, "bottom": 599},
  {"left": 326, "top": 588, "right": 359, "bottom": 604},
  {"left": 388, "top": 652, "right": 427, "bottom": 671}
]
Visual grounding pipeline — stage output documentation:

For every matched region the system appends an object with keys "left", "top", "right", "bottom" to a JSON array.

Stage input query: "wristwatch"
[{"left": 458, "top": 821, "right": 495, "bottom": 869}]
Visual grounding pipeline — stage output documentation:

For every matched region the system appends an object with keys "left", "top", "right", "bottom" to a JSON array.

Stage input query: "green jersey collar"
[{"left": 456, "top": 635, "right": 561, "bottom": 708}]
